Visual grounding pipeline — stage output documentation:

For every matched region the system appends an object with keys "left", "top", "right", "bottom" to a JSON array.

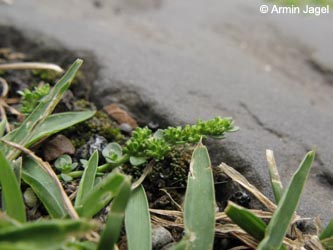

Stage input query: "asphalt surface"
[{"left": 0, "top": 0, "right": 332, "bottom": 223}]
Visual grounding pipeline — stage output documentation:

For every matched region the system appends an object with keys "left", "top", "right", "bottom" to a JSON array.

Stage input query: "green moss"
[
  {"left": 18, "top": 84, "right": 51, "bottom": 114},
  {"left": 123, "top": 145, "right": 193, "bottom": 188},
  {"left": 73, "top": 99, "right": 95, "bottom": 111},
  {"left": 64, "top": 110, "right": 123, "bottom": 148},
  {"left": 0, "top": 70, "right": 5, "bottom": 76},
  {"left": 32, "top": 69, "right": 61, "bottom": 82}
]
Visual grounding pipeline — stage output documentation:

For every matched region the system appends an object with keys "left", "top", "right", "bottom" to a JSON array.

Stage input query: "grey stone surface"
[
  {"left": 0, "top": 0, "right": 332, "bottom": 223},
  {"left": 152, "top": 225, "right": 174, "bottom": 249}
]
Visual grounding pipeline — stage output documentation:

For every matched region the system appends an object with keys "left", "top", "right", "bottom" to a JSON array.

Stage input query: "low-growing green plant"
[
  {"left": 64, "top": 117, "right": 237, "bottom": 179},
  {"left": 18, "top": 83, "right": 50, "bottom": 114},
  {"left": 102, "top": 117, "right": 237, "bottom": 166},
  {"left": 54, "top": 154, "right": 78, "bottom": 181}
]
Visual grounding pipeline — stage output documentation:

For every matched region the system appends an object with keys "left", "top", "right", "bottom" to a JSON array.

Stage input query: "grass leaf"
[
  {"left": 257, "top": 150, "right": 315, "bottom": 250},
  {"left": 321, "top": 236, "right": 333, "bottom": 250},
  {"left": 0, "top": 117, "right": 6, "bottom": 137},
  {"left": 0, "top": 150, "right": 26, "bottom": 222},
  {"left": 22, "top": 158, "right": 68, "bottom": 218},
  {"left": 266, "top": 149, "right": 284, "bottom": 204},
  {"left": 173, "top": 141, "right": 215, "bottom": 250},
  {"left": 320, "top": 219, "right": 333, "bottom": 240},
  {"left": 225, "top": 201, "right": 266, "bottom": 241},
  {"left": 29, "top": 111, "right": 95, "bottom": 146},
  {"left": 75, "top": 151, "right": 99, "bottom": 208},
  {"left": 77, "top": 170, "right": 129, "bottom": 218},
  {"left": 125, "top": 185, "right": 152, "bottom": 250},
  {"left": 98, "top": 174, "right": 131, "bottom": 250},
  {"left": 0, "top": 219, "right": 94, "bottom": 250},
  {"left": 0, "top": 59, "right": 83, "bottom": 161}
]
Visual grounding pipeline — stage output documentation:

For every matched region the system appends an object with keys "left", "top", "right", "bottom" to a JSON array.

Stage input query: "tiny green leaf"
[
  {"left": 75, "top": 151, "right": 99, "bottom": 208},
  {"left": 102, "top": 143, "right": 123, "bottom": 163},
  {"left": 129, "top": 156, "right": 147, "bottom": 166}
]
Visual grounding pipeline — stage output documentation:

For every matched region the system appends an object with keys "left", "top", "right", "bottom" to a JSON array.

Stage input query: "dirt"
[{"left": 0, "top": 25, "right": 273, "bottom": 250}]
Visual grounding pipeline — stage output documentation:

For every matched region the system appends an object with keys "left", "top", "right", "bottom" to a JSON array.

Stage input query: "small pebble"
[
  {"left": 76, "top": 135, "right": 108, "bottom": 160},
  {"left": 24, "top": 188, "right": 38, "bottom": 208},
  {"left": 119, "top": 123, "right": 133, "bottom": 134},
  {"left": 148, "top": 121, "right": 159, "bottom": 130},
  {"left": 152, "top": 225, "right": 174, "bottom": 250}
]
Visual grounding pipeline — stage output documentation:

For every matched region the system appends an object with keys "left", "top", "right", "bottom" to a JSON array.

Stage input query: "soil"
[{"left": 0, "top": 25, "right": 267, "bottom": 250}]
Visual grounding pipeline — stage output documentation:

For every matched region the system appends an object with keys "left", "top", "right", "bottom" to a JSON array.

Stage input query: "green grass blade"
[
  {"left": 76, "top": 170, "right": 129, "bottom": 218},
  {"left": 0, "top": 150, "right": 26, "bottom": 222},
  {"left": 0, "top": 212, "right": 21, "bottom": 229},
  {"left": 29, "top": 111, "right": 95, "bottom": 146},
  {"left": 65, "top": 241, "right": 97, "bottom": 250},
  {"left": 266, "top": 149, "right": 284, "bottom": 203},
  {"left": 125, "top": 185, "right": 152, "bottom": 250},
  {"left": 321, "top": 237, "right": 333, "bottom": 250},
  {"left": 225, "top": 201, "right": 266, "bottom": 241},
  {"left": 173, "top": 141, "right": 215, "bottom": 250},
  {"left": 320, "top": 219, "right": 333, "bottom": 240},
  {"left": 75, "top": 151, "right": 99, "bottom": 208},
  {"left": 98, "top": 175, "right": 131, "bottom": 250},
  {"left": 257, "top": 150, "right": 315, "bottom": 250},
  {"left": 0, "top": 118, "right": 6, "bottom": 137},
  {"left": 0, "top": 59, "right": 82, "bottom": 160},
  {"left": 22, "top": 158, "right": 68, "bottom": 218},
  {"left": 172, "top": 239, "right": 188, "bottom": 250},
  {"left": 0, "top": 219, "right": 94, "bottom": 250}
]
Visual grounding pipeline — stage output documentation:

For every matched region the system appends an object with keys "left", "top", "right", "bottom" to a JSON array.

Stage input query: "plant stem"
[{"left": 67, "top": 155, "right": 130, "bottom": 178}]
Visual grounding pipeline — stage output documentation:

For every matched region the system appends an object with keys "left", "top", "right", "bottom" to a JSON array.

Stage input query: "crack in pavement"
[
  {"left": 239, "top": 102, "right": 287, "bottom": 139},
  {"left": 240, "top": 101, "right": 333, "bottom": 189}
]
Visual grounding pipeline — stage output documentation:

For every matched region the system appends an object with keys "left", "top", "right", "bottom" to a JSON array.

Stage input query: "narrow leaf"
[
  {"left": 76, "top": 170, "right": 129, "bottom": 218},
  {"left": 75, "top": 151, "right": 99, "bottom": 208},
  {"left": 0, "top": 118, "right": 6, "bottom": 137},
  {"left": 1, "top": 59, "right": 83, "bottom": 160},
  {"left": 29, "top": 111, "right": 95, "bottom": 146},
  {"left": 22, "top": 158, "right": 68, "bottom": 218},
  {"left": 321, "top": 237, "right": 333, "bottom": 250},
  {"left": 266, "top": 149, "right": 284, "bottom": 203},
  {"left": 0, "top": 212, "right": 21, "bottom": 229},
  {"left": 125, "top": 185, "right": 152, "bottom": 250},
  {"left": 0, "top": 219, "right": 94, "bottom": 250},
  {"left": 257, "top": 150, "right": 315, "bottom": 250},
  {"left": 320, "top": 219, "right": 333, "bottom": 240},
  {"left": 0, "top": 150, "right": 26, "bottom": 222},
  {"left": 174, "top": 142, "right": 215, "bottom": 250},
  {"left": 98, "top": 175, "right": 131, "bottom": 250},
  {"left": 225, "top": 201, "right": 266, "bottom": 241}
]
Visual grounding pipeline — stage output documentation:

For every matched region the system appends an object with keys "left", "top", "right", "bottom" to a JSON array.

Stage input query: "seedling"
[{"left": 18, "top": 83, "right": 50, "bottom": 114}]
